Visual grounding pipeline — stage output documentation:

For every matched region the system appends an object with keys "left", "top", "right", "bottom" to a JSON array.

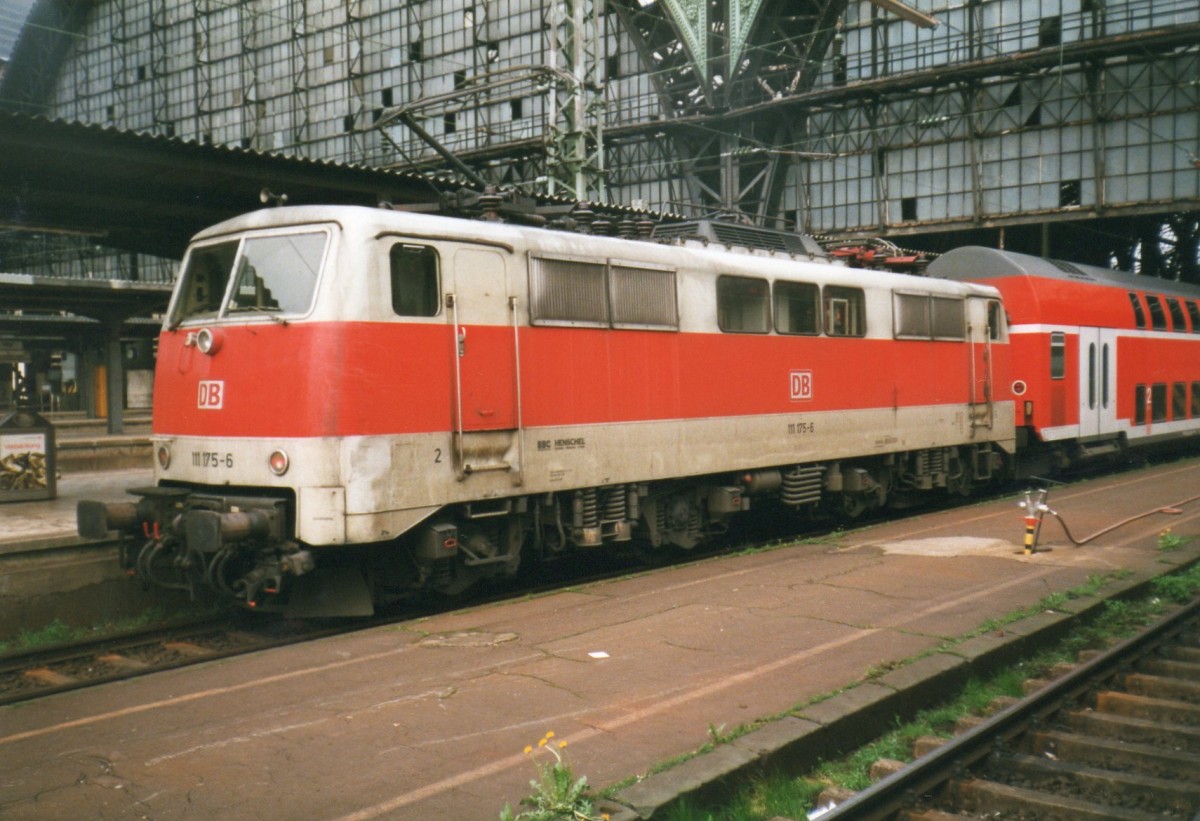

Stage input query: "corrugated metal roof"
[{"left": 0, "top": 0, "right": 35, "bottom": 61}]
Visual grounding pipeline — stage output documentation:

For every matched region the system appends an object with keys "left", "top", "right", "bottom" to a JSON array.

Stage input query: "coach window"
[
  {"left": 1172, "top": 383, "right": 1187, "bottom": 420},
  {"left": 718, "top": 276, "right": 770, "bottom": 333},
  {"left": 1135, "top": 385, "right": 1147, "bottom": 425},
  {"left": 1192, "top": 383, "right": 1200, "bottom": 418},
  {"left": 774, "top": 281, "right": 820, "bottom": 334},
  {"left": 1188, "top": 301, "right": 1200, "bottom": 334},
  {"left": 1146, "top": 295, "right": 1167, "bottom": 330},
  {"left": 824, "top": 286, "right": 866, "bottom": 337},
  {"left": 390, "top": 244, "right": 440, "bottom": 317},
  {"left": 1167, "top": 298, "right": 1187, "bottom": 332},
  {"left": 1128, "top": 293, "right": 1146, "bottom": 329},
  {"left": 1151, "top": 384, "right": 1168, "bottom": 422},
  {"left": 1050, "top": 332, "right": 1066, "bottom": 380}
]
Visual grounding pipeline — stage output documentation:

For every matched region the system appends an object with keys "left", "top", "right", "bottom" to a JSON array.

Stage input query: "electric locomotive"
[{"left": 79, "top": 205, "right": 1016, "bottom": 616}]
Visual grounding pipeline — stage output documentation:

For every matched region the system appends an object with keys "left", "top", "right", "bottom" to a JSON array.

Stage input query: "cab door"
[
  {"left": 1078, "top": 327, "right": 1117, "bottom": 438},
  {"left": 446, "top": 247, "right": 522, "bottom": 478}
]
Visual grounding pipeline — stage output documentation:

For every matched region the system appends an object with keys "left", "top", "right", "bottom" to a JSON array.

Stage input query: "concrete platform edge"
[{"left": 605, "top": 547, "right": 1200, "bottom": 820}]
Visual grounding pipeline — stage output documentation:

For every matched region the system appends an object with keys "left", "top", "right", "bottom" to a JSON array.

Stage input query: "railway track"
[
  {"left": 0, "top": 617, "right": 347, "bottom": 707},
  {"left": 821, "top": 598, "right": 1200, "bottom": 821}
]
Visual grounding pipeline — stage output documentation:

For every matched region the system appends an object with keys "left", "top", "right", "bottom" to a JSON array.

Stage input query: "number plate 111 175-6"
[{"left": 192, "top": 451, "right": 234, "bottom": 469}]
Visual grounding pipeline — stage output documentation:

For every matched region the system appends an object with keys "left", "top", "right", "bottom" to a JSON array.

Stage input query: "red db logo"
[
  {"left": 789, "top": 370, "right": 813, "bottom": 401},
  {"left": 198, "top": 380, "right": 224, "bottom": 409}
]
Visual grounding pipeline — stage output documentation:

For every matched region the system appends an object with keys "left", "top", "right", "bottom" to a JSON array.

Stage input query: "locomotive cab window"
[
  {"left": 718, "top": 276, "right": 770, "bottom": 333},
  {"left": 390, "top": 243, "right": 441, "bottom": 317},
  {"left": 931, "top": 296, "right": 965, "bottom": 340},
  {"left": 174, "top": 240, "right": 238, "bottom": 321},
  {"left": 228, "top": 232, "right": 326, "bottom": 316},
  {"left": 171, "top": 230, "right": 327, "bottom": 325},
  {"left": 823, "top": 286, "right": 866, "bottom": 337},
  {"left": 774, "top": 281, "right": 820, "bottom": 335}
]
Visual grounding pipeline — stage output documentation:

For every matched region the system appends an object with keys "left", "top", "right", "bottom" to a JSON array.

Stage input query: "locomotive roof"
[
  {"left": 193, "top": 205, "right": 997, "bottom": 299},
  {"left": 927, "top": 246, "right": 1200, "bottom": 299}
]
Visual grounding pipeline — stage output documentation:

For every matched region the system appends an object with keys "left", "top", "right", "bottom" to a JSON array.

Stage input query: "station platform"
[
  {"left": 47, "top": 411, "right": 152, "bottom": 474},
  {"left": 0, "top": 467, "right": 153, "bottom": 550},
  {"left": 1, "top": 459, "right": 1199, "bottom": 820}
]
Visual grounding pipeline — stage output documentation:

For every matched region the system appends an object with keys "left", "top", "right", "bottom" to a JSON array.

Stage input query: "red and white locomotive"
[{"left": 76, "top": 204, "right": 1198, "bottom": 615}]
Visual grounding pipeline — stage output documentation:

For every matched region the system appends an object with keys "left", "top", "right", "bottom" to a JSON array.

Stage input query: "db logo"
[
  {"left": 789, "top": 370, "right": 813, "bottom": 401},
  {"left": 198, "top": 380, "right": 224, "bottom": 409}
]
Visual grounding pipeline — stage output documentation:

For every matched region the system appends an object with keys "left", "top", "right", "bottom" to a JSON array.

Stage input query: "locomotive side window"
[
  {"left": 1167, "top": 298, "right": 1187, "bottom": 332},
  {"left": 228, "top": 232, "right": 326, "bottom": 316},
  {"left": 893, "top": 293, "right": 930, "bottom": 339},
  {"left": 173, "top": 240, "right": 239, "bottom": 322},
  {"left": 390, "top": 243, "right": 440, "bottom": 317},
  {"left": 530, "top": 256, "right": 609, "bottom": 327},
  {"left": 774, "top": 281, "right": 820, "bottom": 335},
  {"left": 718, "top": 276, "right": 770, "bottom": 333},
  {"left": 1146, "top": 295, "right": 1167, "bottom": 330},
  {"left": 931, "top": 297, "right": 965, "bottom": 340},
  {"left": 1050, "top": 332, "right": 1066, "bottom": 380},
  {"left": 1187, "top": 301, "right": 1200, "bottom": 334},
  {"left": 610, "top": 263, "right": 678, "bottom": 330},
  {"left": 1128, "top": 293, "right": 1146, "bottom": 329},
  {"left": 823, "top": 286, "right": 865, "bottom": 337}
]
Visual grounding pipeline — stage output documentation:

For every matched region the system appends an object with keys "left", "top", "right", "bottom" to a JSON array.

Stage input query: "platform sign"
[{"left": 0, "top": 422, "right": 56, "bottom": 502}]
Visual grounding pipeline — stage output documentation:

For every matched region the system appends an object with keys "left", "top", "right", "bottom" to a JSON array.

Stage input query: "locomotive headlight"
[
  {"left": 156, "top": 444, "right": 171, "bottom": 470},
  {"left": 268, "top": 449, "right": 290, "bottom": 476},
  {"left": 196, "top": 327, "right": 224, "bottom": 355}
]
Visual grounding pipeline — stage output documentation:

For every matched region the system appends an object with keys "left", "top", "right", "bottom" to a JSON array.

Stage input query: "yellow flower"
[
  {"left": 558, "top": 741, "right": 567, "bottom": 749},
  {"left": 545, "top": 731, "right": 555, "bottom": 739},
  {"left": 538, "top": 738, "right": 548, "bottom": 748},
  {"left": 524, "top": 745, "right": 533, "bottom": 755}
]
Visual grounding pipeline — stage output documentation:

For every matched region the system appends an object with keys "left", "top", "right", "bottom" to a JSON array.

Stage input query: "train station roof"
[
  {"left": 0, "top": 272, "right": 170, "bottom": 338},
  {"left": 0, "top": 112, "right": 458, "bottom": 260}
]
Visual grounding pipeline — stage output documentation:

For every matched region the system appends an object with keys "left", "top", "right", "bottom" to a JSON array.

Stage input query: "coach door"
[
  {"left": 1078, "top": 327, "right": 1117, "bottom": 438},
  {"left": 447, "top": 247, "right": 523, "bottom": 480}
]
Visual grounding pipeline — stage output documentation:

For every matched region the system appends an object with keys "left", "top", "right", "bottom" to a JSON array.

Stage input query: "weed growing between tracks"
[
  {"left": 659, "top": 564, "right": 1200, "bottom": 821},
  {"left": 0, "top": 603, "right": 231, "bottom": 654}
]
